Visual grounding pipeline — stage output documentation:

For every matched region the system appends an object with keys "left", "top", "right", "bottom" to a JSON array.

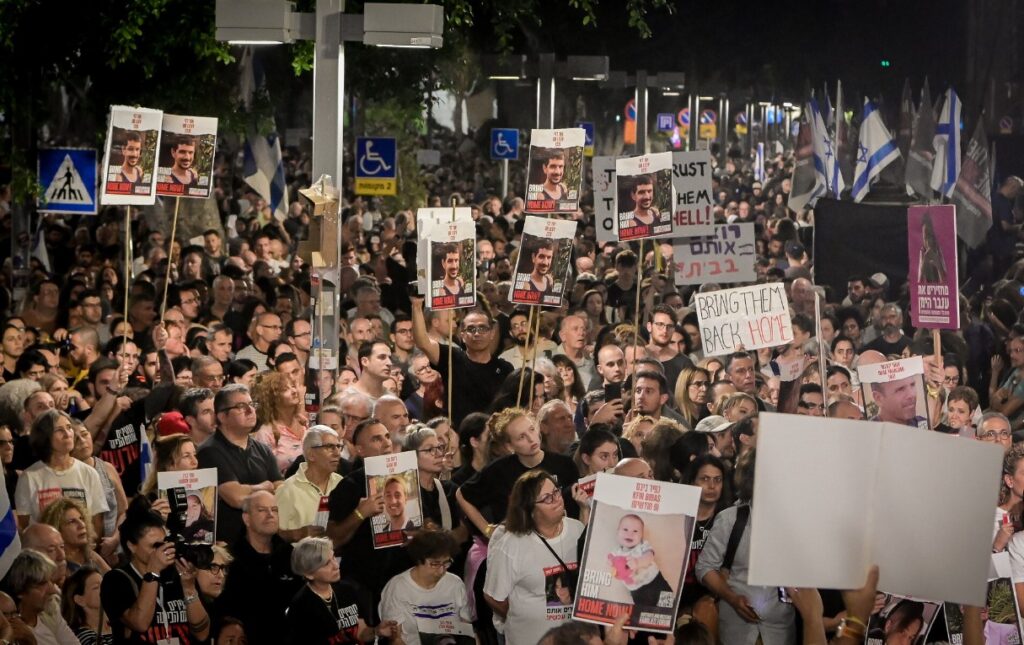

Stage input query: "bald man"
[
  {"left": 613, "top": 458, "right": 653, "bottom": 479},
  {"left": 23, "top": 522, "right": 68, "bottom": 586}
]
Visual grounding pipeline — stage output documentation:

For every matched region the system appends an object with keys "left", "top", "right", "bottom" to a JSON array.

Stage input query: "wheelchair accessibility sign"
[
  {"left": 355, "top": 137, "right": 397, "bottom": 195},
  {"left": 490, "top": 128, "right": 518, "bottom": 161}
]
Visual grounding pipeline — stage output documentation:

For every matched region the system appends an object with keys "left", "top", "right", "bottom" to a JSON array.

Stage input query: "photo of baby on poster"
[
  {"left": 573, "top": 473, "right": 700, "bottom": 634},
  {"left": 364, "top": 451, "right": 422, "bottom": 549}
]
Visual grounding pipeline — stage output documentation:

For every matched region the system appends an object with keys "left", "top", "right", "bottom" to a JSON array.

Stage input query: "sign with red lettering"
[
  {"left": 100, "top": 105, "right": 163, "bottom": 205},
  {"left": 526, "top": 128, "right": 585, "bottom": 213},
  {"left": 511, "top": 216, "right": 577, "bottom": 307},
  {"left": 415, "top": 207, "right": 472, "bottom": 296},
  {"left": 364, "top": 451, "right": 421, "bottom": 549},
  {"left": 424, "top": 218, "right": 476, "bottom": 311},
  {"left": 670, "top": 151, "right": 715, "bottom": 236},
  {"left": 615, "top": 152, "right": 675, "bottom": 242},
  {"left": 573, "top": 473, "right": 700, "bottom": 633},
  {"left": 693, "top": 283, "right": 793, "bottom": 356},
  {"left": 156, "top": 114, "right": 218, "bottom": 199}
]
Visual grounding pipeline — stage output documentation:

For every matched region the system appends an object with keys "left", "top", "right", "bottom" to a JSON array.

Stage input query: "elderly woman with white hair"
[
  {"left": 2, "top": 549, "right": 78, "bottom": 644},
  {"left": 285, "top": 536, "right": 400, "bottom": 644},
  {"left": 276, "top": 425, "right": 345, "bottom": 543}
]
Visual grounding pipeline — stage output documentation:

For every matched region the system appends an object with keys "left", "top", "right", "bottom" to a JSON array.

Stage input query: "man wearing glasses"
[
  {"left": 977, "top": 412, "right": 1013, "bottom": 453},
  {"left": 286, "top": 317, "right": 313, "bottom": 367},
  {"left": 410, "top": 297, "right": 513, "bottom": 428},
  {"left": 198, "top": 384, "right": 282, "bottom": 542},
  {"left": 277, "top": 425, "right": 344, "bottom": 543},
  {"left": 388, "top": 314, "right": 416, "bottom": 373},
  {"left": 236, "top": 312, "right": 283, "bottom": 371},
  {"left": 645, "top": 304, "right": 693, "bottom": 393}
]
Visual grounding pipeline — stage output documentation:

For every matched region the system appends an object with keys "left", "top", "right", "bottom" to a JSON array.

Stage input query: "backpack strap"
[{"left": 721, "top": 504, "right": 750, "bottom": 573}]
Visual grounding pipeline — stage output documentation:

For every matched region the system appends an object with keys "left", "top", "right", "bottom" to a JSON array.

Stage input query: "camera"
[{"left": 163, "top": 487, "right": 214, "bottom": 569}]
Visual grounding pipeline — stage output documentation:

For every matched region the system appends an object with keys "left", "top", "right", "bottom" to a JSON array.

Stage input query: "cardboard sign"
[
  {"left": 693, "top": 283, "right": 793, "bottom": 356},
  {"left": 615, "top": 153, "right": 675, "bottom": 242},
  {"left": 748, "top": 413, "right": 1002, "bottom": 606},
  {"left": 672, "top": 223, "right": 756, "bottom": 285},
  {"left": 156, "top": 114, "right": 218, "bottom": 199},
  {"left": 857, "top": 356, "right": 930, "bottom": 429},
  {"left": 511, "top": 216, "right": 577, "bottom": 307},
  {"left": 593, "top": 156, "right": 618, "bottom": 244},
  {"left": 572, "top": 473, "right": 699, "bottom": 634},
  {"left": 424, "top": 218, "right": 477, "bottom": 310},
  {"left": 415, "top": 207, "right": 472, "bottom": 296},
  {"left": 907, "top": 205, "right": 960, "bottom": 329},
  {"left": 670, "top": 151, "right": 715, "bottom": 236},
  {"left": 526, "top": 128, "right": 585, "bottom": 213},
  {"left": 157, "top": 468, "right": 218, "bottom": 545},
  {"left": 364, "top": 451, "right": 422, "bottom": 549},
  {"left": 100, "top": 105, "right": 163, "bottom": 205}
]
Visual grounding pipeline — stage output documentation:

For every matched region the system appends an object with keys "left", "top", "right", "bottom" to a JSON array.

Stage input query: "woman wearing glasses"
[
  {"left": 277, "top": 426, "right": 344, "bottom": 543},
  {"left": 674, "top": 366, "right": 712, "bottom": 429},
  {"left": 195, "top": 545, "right": 233, "bottom": 636},
  {"left": 380, "top": 530, "right": 472, "bottom": 645},
  {"left": 405, "top": 427, "right": 467, "bottom": 545},
  {"left": 483, "top": 470, "right": 585, "bottom": 645}
]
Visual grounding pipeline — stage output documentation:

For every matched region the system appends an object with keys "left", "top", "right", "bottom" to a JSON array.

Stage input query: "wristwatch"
[{"left": 143, "top": 572, "right": 160, "bottom": 583}]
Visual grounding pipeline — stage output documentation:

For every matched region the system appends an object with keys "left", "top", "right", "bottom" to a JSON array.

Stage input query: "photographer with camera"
[{"left": 100, "top": 500, "right": 211, "bottom": 644}]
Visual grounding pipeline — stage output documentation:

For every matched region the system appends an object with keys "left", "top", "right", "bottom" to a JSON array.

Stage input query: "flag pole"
[
  {"left": 527, "top": 305, "right": 542, "bottom": 411},
  {"left": 122, "top": 206, "right": 132, "bottom": 352}
]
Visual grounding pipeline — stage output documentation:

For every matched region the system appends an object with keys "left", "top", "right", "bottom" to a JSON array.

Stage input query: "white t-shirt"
[
  {"left": 14, "top": 459, "right": 109, "bottom": 522},
  {"left": 483, "top": 519, "right": 585, "bottom": 645},
  {"left": 379, "top": 569, "right": 472, "bottom": 645}
]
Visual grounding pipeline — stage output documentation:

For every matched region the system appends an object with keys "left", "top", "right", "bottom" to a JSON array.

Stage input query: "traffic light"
[{"left": 880, "top": 59, "right": 891, "bottom": 68}]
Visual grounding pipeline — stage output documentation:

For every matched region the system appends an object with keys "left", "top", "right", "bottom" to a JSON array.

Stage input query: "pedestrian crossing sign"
[{"left": 38, "top": 148, "right": 98, "bottom": 214}]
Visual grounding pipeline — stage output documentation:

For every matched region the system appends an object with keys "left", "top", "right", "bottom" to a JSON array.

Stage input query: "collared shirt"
[{"left": 276, "top": 462, "right": 342, "bottom": 531}]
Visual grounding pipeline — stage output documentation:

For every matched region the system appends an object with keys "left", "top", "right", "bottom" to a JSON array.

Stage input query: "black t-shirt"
[
  {"left": 197, "top": 431, "right": 281, "bottom": 543},
  {"left": 327, "top": 468, "right": 413, "bottom": 608},
  {"left": 450, "top": 464, "right": 477, "bottom": 487},
  {"left": 215, "top": 535, "right": 302, "bottom": 645},
  {"left": 606, "top": 281, "right": 637, "bottom": 319},
  {"left": 661, "top": 353, "right": 694, "bottom": 394},
  {"left": 420, "top": 479, "right": 463, "bottom": 530},
  {"left": 285, "top": 580, "right": 369, "bottom": 645},
  {"left": 680, "top": 515, "right": 716, "bottom": 608},
  {"left": 99, "top": 399, "right": 147, "bottom": 495},
  {"left": 100, "top": 564, "right": 195, "bottom": 645},
  {"left": 458, "top": 452, "right": 580, "bottom": 525},
  {"left": 864, "top": 334, "right": 912, "bottom": 358},
  {"left": 433, "top": 343, "right": 513, "bottom": 428}
]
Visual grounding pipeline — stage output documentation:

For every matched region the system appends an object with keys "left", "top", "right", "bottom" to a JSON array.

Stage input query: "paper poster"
[
  {"left": 673, "top": 223, "right": 757, "bottom": 285},
  {"left": 364, "top": 451, "right": 421, "bottom": 549},
  {"left": 416, "top": 617, "right": 475, "bottom": 645},
  {"left": 156, "top": 468, "right": 217, "bottom": 545},
  {"left": 864, "top": 594, "right": 941, "bottom": 645},
  {"left": 908, "top": 205, "right": 960, "bottom": 330},
  {"left": 857, "top": 356, "right": 930, "bottom": 429},
  {"left": 615, "top": 153, "right": 675, "bottom": 242},
  {"left": 593, "top": 156, "right": 618, "bottom": 244},
  {"left": 944, "top": 552, "right": 1023, "bottom": 645},
  {"left": 572, "top": 473, "right": 700, "bottom": 634},
  {"left": 511, "top": 216, "right": 577, "bottom": 307},
  {"left": 415, "top": 207, "right": 472, "bottom": 296},
  {"left": 670, "top": 151, "right": 715, "bottom": 236},
  {"left": 693, "top": 283, "right": 793, "bottom": 356},
  {"left": 156, "top": 114, "right": 218, "bottom": 199},
  {"left": 748, "top": 413, "right": 1002, "bottom": 606},
  {"left": 525, "top": 128, "right": 585, "bottom": 213},
  {"left": 425, "top": 218, "right": 476, "bottom": 310},
  {"left": 100, "top": 105, "right": 163, "bottom": 205}
]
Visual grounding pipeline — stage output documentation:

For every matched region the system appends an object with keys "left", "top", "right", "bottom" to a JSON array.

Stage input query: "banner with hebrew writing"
[{"left": 672, "top": 223, "right": 756, "bottom": 285}]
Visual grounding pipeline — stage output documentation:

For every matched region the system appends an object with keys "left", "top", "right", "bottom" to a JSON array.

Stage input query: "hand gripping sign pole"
[{"left": 159, "top": 198, "right": 182, "bottom": 322}]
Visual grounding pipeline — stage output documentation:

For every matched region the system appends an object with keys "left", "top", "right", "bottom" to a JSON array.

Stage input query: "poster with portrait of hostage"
[
  {"left": 156, "top": 114, "right": 218, "bottom": 198},
  {"left": 100, "top": 105, "right": 163, "bottom": 205},
  {"left": 511, "top": 216, "right": 577, "bottom": 307},
  {"left": 426, "top": 218, "right": 476, "bottom": 310},
  {"left": 525, "top": 128, "right": 585, "bottom": 213},
  {"left": 858, "top": 356, "right": 931, "bottom": 430}
]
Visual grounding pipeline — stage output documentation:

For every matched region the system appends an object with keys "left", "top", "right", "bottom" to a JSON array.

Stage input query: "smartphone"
[
  {"left": 777, "top": 587, "right": 792, "bottom": 604},
  {"left": 604, "top": 381, "right": 622, "bottom": 402}
]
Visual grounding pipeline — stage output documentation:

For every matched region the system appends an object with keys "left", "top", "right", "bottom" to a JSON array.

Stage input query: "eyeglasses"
[
  {"left": 463, "top": 325, "right": 492, "bottom": 335},
  {"left": 689, "top": 381, "right": 710, "bottom": 389},
  {"left": 314, "top": 443, "right": 343, "bottom": 452},
  {"left": 0, "top": 440, "right": 12, "bottom": 447},
  {"left": 219, "top": 401, "right": 258, "bottom": 414},
  {"left": 425, "top": 559, "right": 453, "bottom": 569},
  {"left": 535, "top": 490, "right": 561, "bottom": 505},
  {"left": 200, "top": 373, "right": 225, "bottom": 382},
  {"left": 980, "top": 430, "right": 1012, "bottom": 441},
  {"left": 201, "top": 563, "right": 228, "bottom": 575},
  {"left": 650, "top": 321, "right": 673, "bottom": 329},
  {"left": 291, "top": 332, "right": 312, "bottom": 338},
  {"left": 417, "top": 444, "right": 448, "bottom": 456},
  {"left": 260, "top": 324, "right": 283, "bottom": 330}
]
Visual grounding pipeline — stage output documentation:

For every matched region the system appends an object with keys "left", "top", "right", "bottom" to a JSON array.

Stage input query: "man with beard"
[
  {"left": 619, "top": 175, "right": 668, "bottom": 230},
  {"left": 434, "top": 242, "right": 467, "bottom": 300},
  {"left": 169, "top": 135, "right": 199, "bottom": 186},
  {"left": 645, "top": 304, "right": 693, "bottom": 392},
  {"left": 539, "top": 151, "right": 567, "bottom": 200},
  {"left": 119, "top": 131, "right": 144, "bottom": 184},
  {"left": 864, "top": 303, "right": 912, "bottom": 357},
  {"left": 499, "top": 307, "right": 556, "bottom": 369},
  {"left": 519, "top": 238, "right": 557, "bottom": 296}
]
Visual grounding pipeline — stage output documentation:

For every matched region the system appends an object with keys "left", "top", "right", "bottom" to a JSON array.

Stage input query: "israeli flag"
[
  {"left": 930, "top": 89, "right": 962, "bottom": 198},
  {"left": 851, "top": 100, "right": 901, "bottom": 202},
  {"left": 240, "top": 47, "right": 289, "bottom": 222},
  {"left": 139, "top": 423, "right": 153, "bottom": 486},
  {"left": 0, "top": 478, "right": 21, "bottom": 579},
  {"left": 754, "top": 143, "right": 765, "bottom": 183},
  {"left": 808, "top": 99, "right": 833, "bottom": 203}
]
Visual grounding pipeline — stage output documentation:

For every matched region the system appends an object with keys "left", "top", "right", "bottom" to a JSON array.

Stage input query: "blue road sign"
[
  {"left": 38, "top": 148, "right": 97, "bottom": 214},
  {"left": 490, "top": 128, "right": 519, "bottom": 161},
  {"left": 355, "top": 137, "right": 397, "bottom": 195},
  {"left": 656, "top": 113, "right": 675, "bottom": 132},
  {"left": 576, "top": 121, "right": 595, "bottom": 147}
]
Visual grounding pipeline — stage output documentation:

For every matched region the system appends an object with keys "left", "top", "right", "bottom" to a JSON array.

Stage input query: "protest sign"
[
  {"left": 857, "top": 356, "right": 930, "bottom": 429},
  {"left": 157, "top": 468, "right": 218, "bottom": 545},
  {"left": 670, "top": 151, "right": 715, "bottom": 236},
  {"left": 907, "top": 205, "right": 960, "bottom": 329},
  {"left": 672, "top": 223, "right": 756, "bottom": 285},
  {"left": 364, "top": 451, "right": 421, "bottom": 549},
  {"left": 864, "top": 594, "right": 941, "bottom": 645},
  {"left": 593, "top": 156, "right": 618, "bottom": 244},
  {"left": 693, "top": 283, "right": 793, "bottom": 356},
  {"left": 526, "top": 128, "right": 585, "bottom": 213},
  {"left": 748, "top": 413, "right": 1002, "bottom": 606},
  {"left": 100, "top": 105, "right": 163, "bottom": 205},
  {"left": 156, "top": 114, "right": 218, "bottom": 199},
  {"left": 425, "top": 218, "right": 476, "bottom": 310},
  {"left": 511, "top": 216, "right": 577, "bottom": 307},
  {"left": 944, "top": 552, "right": 1023, "bottom": 645},
  {"left": 615, "top": 153, "right": 675, "bottom": 242},
  {"left": 573, "top": 473, "right": 699, "bottom": 634},
  {"left": 415, "top": 207, "right": 472, "bottom": 296}
]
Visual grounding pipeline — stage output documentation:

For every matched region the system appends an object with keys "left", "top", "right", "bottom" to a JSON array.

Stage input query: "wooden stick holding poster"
[
  {"left": 160, "top": 198, "right": 181, "bottom": 321},
  {"left": 364, "top": 451, "right": 422, "bottom": 549},
  {"left": 907, "top": 205, "right": 959, "bottom": 329},
  {"left": 572, "top": 473, "right": 700, "bottom": 633},
  {"left": 693, "top": 283, "right": 793, "bottom": 356}
]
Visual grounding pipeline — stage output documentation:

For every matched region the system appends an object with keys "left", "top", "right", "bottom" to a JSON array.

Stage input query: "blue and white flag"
[
  {"left": 754, "top": 143, "right": 765, "bottom": 183},
  {"left": 139, "top": 423, "right": 153, "bottom": 486},
  {"left": 930, "top": 89, "right": 962, "bottom": 198},
  {"left": 240, "top": 48, "right": 289, "bottom": 221},
  {"left": 808, "top": 98, "right": 837, "bottom": 202},
  {"left": 0, "top": 475, "right": 21, "bottom": 579},
  {"left": 852, "top": 100, "right": 901, "bottom": 202}
]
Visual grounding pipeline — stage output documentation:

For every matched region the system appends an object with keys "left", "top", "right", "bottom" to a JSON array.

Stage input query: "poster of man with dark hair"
[
  {"left": 426, "top": 219, "right": 476, "bottom": 310},
  {"left": 511, "top": 216, "right": 577, "bottom": 307},
  {"left": 156, "top": 114, "right": 219, "bottom": 199},
  {"left": 526, "top": 129, "right": 585, "bottom": 213},
  {"left": 100, "top": 105, "right": 163, "bottom": 205},
  {"left": 615, "top": 153, "right": 674, "bottom": 241}
]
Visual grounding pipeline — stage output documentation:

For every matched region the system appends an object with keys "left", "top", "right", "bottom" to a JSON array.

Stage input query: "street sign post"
[{"left": 354, "top": 137, "right": 397, "bottom": 195}]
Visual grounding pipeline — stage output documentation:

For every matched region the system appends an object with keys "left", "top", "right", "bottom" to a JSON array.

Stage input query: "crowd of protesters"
[{"left": 0, "top": 125, "right": 1020, "bottom": 645}]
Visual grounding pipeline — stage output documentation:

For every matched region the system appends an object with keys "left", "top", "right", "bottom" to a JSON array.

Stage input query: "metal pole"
[
  {"left": 746, "top": 101, "right": 754, "bottom": 154},
  {"left": 502, "top": 159, "right": 509, "bottom": 198},
  {"left": 537, "top": 53, "right": 555, "bottom": 128},
  {"left": 690, "top": 93, "right": 699, "bottom": 150},
  {"left": 636, "top": 70, "right": 648, "bottom": 154},
  {"left": 720, "top": 96, "right": 729, "bottom": 165}
]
